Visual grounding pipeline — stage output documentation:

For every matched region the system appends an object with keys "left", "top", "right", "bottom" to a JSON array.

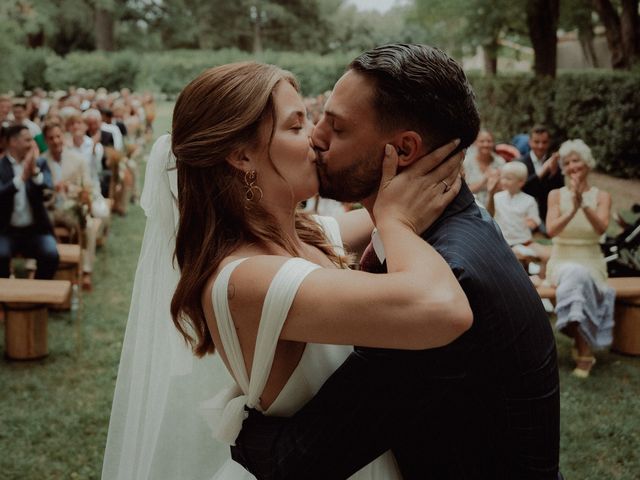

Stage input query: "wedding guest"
[
  {"left": 0, "top": 96, "right": 13, "bottom": 127},
  {"left": 42, "top": 121, "right": 99, "bottom": 290},
  {"left": 12, "top": 101, "right": 42, "bottom": 138},
  {"left": 66, "top": 113, "right": 104, "bottom": 194},
  {"left": 545, "top": 139, "right": 613, "bottom": 378},
  {"left": 486, "top": 161, "right": 550, "bottom": 272},
  {"left": 511, "top": 133, "right": 530, "bottom": 156},
  {"left": 102, "top": 108, "right": 128, "bottom": 140},
  {"left": 0, "top": 125, "right": 59, "bottom": 279},
  {"left": 518, "top": 124, "right": 564, "bottom": 223},
  {"left": 142, "top": 93, "right": 156, "bottom": 137},
  {"left": 83, "top": 108, "right": 114, "bottom": 197},
  {"left": 462, "top": 129, "right": 504, "bottom": 206}
]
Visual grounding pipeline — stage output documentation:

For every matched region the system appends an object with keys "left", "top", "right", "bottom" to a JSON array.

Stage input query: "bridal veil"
[{"left": 101, "top": 134, "right": 231, "bottom": 480}]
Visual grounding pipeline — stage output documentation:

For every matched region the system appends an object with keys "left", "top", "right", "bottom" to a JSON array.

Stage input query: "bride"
[{"left": 102, "top": 62, "right": 471, "bottom": 479}]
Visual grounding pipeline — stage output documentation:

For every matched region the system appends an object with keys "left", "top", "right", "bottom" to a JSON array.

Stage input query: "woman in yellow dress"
[{"left": 545, "top": 139, "right": 615, "bottom": 378}]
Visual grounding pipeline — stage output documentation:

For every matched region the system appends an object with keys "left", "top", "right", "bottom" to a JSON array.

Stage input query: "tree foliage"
[{"left": 3, "top": 0, "right": 639, "bottom": 75}]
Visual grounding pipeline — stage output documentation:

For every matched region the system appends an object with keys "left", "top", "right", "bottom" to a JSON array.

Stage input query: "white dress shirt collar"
[{"left": 371, "top": 229, "right": 386, "bottom": 263}]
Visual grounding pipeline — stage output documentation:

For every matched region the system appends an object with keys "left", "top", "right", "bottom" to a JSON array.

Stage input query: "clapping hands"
[
  {"left": 570, "top": 174, "right": 584, "bottom": 211},
  {"left": 486, "top": 169, "right": 500, "bottom": 195},
  {"left": 21, "top": 141, "right": 40, "bottom": 181}
]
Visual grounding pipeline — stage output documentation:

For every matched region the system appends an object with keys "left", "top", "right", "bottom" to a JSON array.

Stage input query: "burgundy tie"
[{"left": 359, "top": 241, "right": 387, "bottom": 274}]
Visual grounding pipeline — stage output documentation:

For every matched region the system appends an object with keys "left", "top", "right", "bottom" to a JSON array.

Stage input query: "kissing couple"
[{"left": 103, "top": 44, "right": 561, "bottom": 480}]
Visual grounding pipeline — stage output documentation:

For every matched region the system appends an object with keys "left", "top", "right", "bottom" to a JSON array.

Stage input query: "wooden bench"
[
  {"left": 537, "top": 277, "right": 640, "bottom": 356},
  {"left": 52, "top": 244, "right": 82, "bottom": 310},
  {"left": 0, "top": 278, "right": 71, "bottom": 360}
]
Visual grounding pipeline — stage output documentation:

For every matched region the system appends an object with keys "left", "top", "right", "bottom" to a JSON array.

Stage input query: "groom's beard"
[{"left": 316, "top": 149, "right": 383, "bottom": 202}]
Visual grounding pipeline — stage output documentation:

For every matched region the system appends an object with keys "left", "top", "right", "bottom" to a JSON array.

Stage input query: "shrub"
[
  {"left": 20, "top": 48, "right": 53, "bottom": 92},
  {"left": 138, "top": 49, "right": 252, "bottom": 95},
  {"left": 263, "top": 50, "right": 354, "bottom": 95},
  {"left": 45, "top": 51, "right": 140, "bottom": 92},
  {"left": 138, "top": 49, "right": 354, "bottom": 96},
  {"left": 0, "top": 38, "right": 23, "bottom": 94}
]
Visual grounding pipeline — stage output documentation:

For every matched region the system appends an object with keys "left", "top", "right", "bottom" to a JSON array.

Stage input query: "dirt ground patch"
[{"left": 590, "top": 171, "right": 640, "bottom": 218}]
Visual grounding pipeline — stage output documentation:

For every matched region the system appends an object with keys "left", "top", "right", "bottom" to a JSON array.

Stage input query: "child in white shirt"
[{"left": 487, "top": 161, "right": 550, "bottom": 274}]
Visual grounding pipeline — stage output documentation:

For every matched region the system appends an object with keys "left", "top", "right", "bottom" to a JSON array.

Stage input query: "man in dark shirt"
[
  {"left": 0, "top": 125, "right": 58, "bottom": 279},
  {"left": 518, "top": 124, "right": 565, "bottom": 224},
  {"left": 231, "top": 44, "right": 561, "bottom": 480}
]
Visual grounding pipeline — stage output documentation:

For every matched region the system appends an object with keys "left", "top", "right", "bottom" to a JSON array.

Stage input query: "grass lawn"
[{"left": 1, "top": 102, "right": 639, "bottom": 479}]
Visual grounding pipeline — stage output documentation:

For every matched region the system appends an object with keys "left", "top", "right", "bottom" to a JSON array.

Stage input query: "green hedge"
[
  {"left": 469, "top": 71, "right": 640, "bottom": 177},
  {"left": 0, "top": 39, "right": 23, "bottom": 93},
  {"left": 139, "top": 49, "right": 354, "bottom": 96},
  {"left": 6, "top": 48, "right": 353, "bottom": 96},
  {"left": 45, "top": 51, "right": 141, "bottom": 92},
  {"left": 3, "top": 48, "right": 638, "bottom": 176}
]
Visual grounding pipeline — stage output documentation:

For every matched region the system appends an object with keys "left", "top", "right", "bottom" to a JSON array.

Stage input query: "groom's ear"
[{"left": 391, "top": 131, "right": 424, "bottom": 167}]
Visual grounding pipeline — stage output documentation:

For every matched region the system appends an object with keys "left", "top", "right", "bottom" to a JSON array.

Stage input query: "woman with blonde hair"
[
  {"left": 103, "top": 62, "right": 470, "bottom": 479},
  {"left": 545, "top": 139, "right": 614, "bottom": 378}
]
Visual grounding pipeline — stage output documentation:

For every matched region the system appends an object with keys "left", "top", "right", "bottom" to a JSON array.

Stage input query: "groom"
[{"left": 231, "top": 44, "right": 561, "bottom": 479}]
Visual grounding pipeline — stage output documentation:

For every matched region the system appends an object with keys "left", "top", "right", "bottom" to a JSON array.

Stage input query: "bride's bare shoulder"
[{"left": 202, "top": 251, "right": 293, "bottom": 307}]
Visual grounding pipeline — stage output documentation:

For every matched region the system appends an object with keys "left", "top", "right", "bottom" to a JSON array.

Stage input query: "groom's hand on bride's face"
[
  {"left": 374, "top": 139, "right": 463, "bottom": 234},
  {"left": 407, "top": 139, "right": 465, "bottom": 176}
]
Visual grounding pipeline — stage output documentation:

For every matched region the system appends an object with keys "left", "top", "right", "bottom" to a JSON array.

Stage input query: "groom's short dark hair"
[{"left": 349, "top": 43, "right": 480, "bottom": 152}]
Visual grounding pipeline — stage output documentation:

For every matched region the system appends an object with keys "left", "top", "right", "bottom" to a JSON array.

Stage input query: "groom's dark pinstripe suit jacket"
[{"left": 231, "top": 182, "right": 561, "bottom": 480}]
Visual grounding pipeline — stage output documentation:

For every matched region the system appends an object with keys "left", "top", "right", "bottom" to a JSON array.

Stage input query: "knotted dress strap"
[{"left": 210, "top": 257, "right": 320, "bottom": 445}]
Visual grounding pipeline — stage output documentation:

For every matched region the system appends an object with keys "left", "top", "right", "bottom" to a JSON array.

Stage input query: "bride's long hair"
[{"left": 171, "top": 62, "right": 346, "bottom": 357}]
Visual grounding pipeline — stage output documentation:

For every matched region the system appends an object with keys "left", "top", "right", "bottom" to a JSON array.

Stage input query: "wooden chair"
[
  {"left": 0, "top": 278, "right": 71, "bottom": 360},
  {"left": 537, "top": 277, "right": 640, "bottom": 356}
]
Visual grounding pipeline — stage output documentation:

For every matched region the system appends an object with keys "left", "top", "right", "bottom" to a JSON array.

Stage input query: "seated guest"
[
  {"left": 0, "top": 126, "right": 6, "bottom": 158},
  {"left": 511, "top": 132, "right": 531, "bottom": 156},
  {"left": 98, "top": 108, "right": 124, "bottom": 152},
  {"left": 142, "top": 93, "right": 156, "bottom": 138},
  {"left": 462, "top": 128, "right": 504, "bottom": 206},
  {"left": 66, "top": 113, "right": 103, "bottom": 194},
  {"left": 487, "top": 161, "right": 550, "bottom": 271},
  {"left": 83, "top": 108, "right": 114, "bottom": 198},
  {"left": 11, "top": 101, "right": 42, "bottom": 138},
  {"left": 545, "top": 139, "right": 613, "bottom": 378},
  {"left": 0, "top": 95, "right": 13, "bottom": 127},
  {"left": 41, "top": 122, "right": 100, "bottom": 290},
  {"left": 66, "top": 113, "right": 111, "bottom": 220},
  {"left": 518, "top": 124, "right": 564, "bottom": 224},
  {"left": 102, "top": 107, "right": 127, "bottom": 139},
  {"left": 0, "top": 125, "right": 59, "bottom": 279}
]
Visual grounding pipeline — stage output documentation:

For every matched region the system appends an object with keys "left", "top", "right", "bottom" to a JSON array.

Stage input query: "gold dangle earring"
[{"left": 244, "top": 169, "right": 263, "bottom": 204}]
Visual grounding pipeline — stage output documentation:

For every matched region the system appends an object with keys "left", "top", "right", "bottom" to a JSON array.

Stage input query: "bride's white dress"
[{"left": 206, "top": 217, "right": 401, "bottom": 480}]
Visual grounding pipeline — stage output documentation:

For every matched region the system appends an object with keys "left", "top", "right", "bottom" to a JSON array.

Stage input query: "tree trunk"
[
  {"left": 483, "top": 40, "right": 498, "bottom": 76},
  {"left": 620, "top": 0, "right": 639, "bottom": 66},
  {"left": 526, "top": 0, "right": 560, "bottom": 77},
  {"left": 593, "top": 0, "right": 626, "bottom": 68},
  {"left": 197, "top": 15, "right": 215, "bottom": 49},
  {"left": 95, "top": 7, "right": 115, "bottom": 51},
  {"left": 252, "top": 19, "right": 263, "bottom": 54},
  {"left": 578, "top": 26, "right": 599, "bottom": 67},
  {"left": 27, "top": 31, "right": 45, "bottom": 48}
]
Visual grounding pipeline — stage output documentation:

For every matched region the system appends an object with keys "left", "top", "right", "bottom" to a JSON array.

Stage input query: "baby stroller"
[{"left": 602, "top": 204, "right": 640, "bottom": 277}]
